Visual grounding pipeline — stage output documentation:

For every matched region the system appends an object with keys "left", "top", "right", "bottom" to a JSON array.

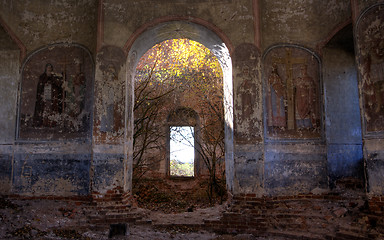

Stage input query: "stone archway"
[{"left": 124, "top": 20, "right": 234, "bottom": 193}]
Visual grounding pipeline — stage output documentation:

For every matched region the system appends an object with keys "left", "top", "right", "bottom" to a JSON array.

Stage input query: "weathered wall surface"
[
  {"left": 264, "top": 143, "right": 327, "bottom": 195},
  {"left": 357, "top": 0, "right": 384, "bottom": 13},
  {"left": 260, "top": 0, "right": 351, "bottom": 51},
  {"left": 232, "top": 43, "right": 263, "bottom": 194},
  {"left": 0, "top": 145, "right": 13, "bottom": 193},
  {"left": 0, "top": 1, "right": 97, "bottom": 196},
  {"left": 12, "top": 143, "right": 91, "bottom": 196},
  {"left": 0, "top": 50, "right": 19, "bottom": 144},
  {"left": 92, "top": 45, "right": 127, "bottom": 194},
  {"left": 91, "top": 145, "right": 125, "bottom": 194},
  {"left": 0, "top": 0, "right": 383, "bottom": 198},
  {"left": 0, "top": 0, "right": 97, "bottom": 56},
  {"left": 0, "top": 24, "right": 20, "bottom": 194},
  {"left": 0, "top": 50, "right": 19, "bottom": 194},
  {"left": 103, "top": 0, "right": 254, "bottom": 49},
  {"left": 355, "top": 2, "right": 384, "bottom": 195},
  {"left": 323, "top": 32, "right": 363, "bottom": 186},
  {"left": 261, "top": 45, "right": 327, "bottom": 195}
]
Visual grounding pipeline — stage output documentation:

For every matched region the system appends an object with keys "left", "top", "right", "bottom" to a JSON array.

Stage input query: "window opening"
[{"left": 170, "top": 126, "right": 195, "bottom": 177}]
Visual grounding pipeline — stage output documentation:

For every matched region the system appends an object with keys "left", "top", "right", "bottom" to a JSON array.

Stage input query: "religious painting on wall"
[
  {"left": 263, "top": 46, "right": 322, "bottom": 140},
  {"left": 94, "top": 45, "right": 126, "bottom": 141},
  {"left": 356, "top": 4, "right": 384, "bottom": 135},
  {"left": 233, "top": 43, "right": 262, "bottom": 143},
  {"left": 18, "top": 44, "right": 93, "bottom": 140}
]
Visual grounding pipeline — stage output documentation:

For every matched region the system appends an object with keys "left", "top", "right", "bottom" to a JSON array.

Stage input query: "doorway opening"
[{"left": 131, "top": 37, "right": 227, "bottom": 212}]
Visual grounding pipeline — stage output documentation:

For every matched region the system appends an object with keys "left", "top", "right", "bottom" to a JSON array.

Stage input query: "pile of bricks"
[
  {"left": 88, "top": 187, "right": 149, "bottom": 226},
  {"left": 204, "top": 193, "right": 383, "bottom": 239}
]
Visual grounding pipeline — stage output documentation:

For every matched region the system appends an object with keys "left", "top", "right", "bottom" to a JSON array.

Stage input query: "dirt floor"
[
  {"left": 0, "top": 177, "right": 248, "bottom": 239},
  {"left": 2, "top": 178, "right": 381, "bottom": 239},
  {"left": 0, "top": 196, "right": 277, "bottom": 240}
]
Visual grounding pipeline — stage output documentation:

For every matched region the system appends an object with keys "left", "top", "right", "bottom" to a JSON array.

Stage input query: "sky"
[{"left": 170, "top": 126, "right": 194, "bottom": 164}]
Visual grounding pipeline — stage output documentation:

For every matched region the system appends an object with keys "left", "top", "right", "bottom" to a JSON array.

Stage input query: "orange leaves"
[{"left": 136, "top": 38, "right": 222, "bottom": 85}]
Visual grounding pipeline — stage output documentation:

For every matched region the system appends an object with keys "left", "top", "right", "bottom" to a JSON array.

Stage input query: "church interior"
[{"left": 1, "top": 0, "right": 384, "bottom": 239}]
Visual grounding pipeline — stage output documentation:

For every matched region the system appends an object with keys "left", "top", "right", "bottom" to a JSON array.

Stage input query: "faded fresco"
[
  {"left": 95, "top": 45, "right": 126, "bottom": 139},
  {"left": 19, "top": 45, "right": 93, "bottom": 139},
  {"left": 356, "top": 4, "right": 384, "bottom": 134},
  {"left": 234, "top": 43, "right": 262, "bottom": 143},
  {"left": 263, "top": 46, "right": 321, "bottom": 140}
]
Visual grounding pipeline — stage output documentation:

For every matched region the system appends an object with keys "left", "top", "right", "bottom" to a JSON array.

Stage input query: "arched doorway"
[
  {"left": 322, "top": 24, "right": 364, "bottom": 188},
  {"left": 124, "top": 20, "right": 233, "bottom": 194}
]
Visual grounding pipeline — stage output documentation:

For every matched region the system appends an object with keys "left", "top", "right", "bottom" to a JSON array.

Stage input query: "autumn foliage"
[{"left": 133, "top": 38, "right": 226, "bottom": 205}]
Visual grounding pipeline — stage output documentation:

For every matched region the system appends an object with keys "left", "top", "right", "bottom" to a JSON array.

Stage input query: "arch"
[
  {"left": 262, "top": 44, "right": 323, "bottom": 142},
  {"left": 355, "top": 2, "right": 384, "bottom": 29},
  {"left": 355, "top": 3, "right": 384, "bottom": 136},
  {"left": 16, "top": 43, "right": 95, "bottom": 141},
  {"left": 124, "top": 20, "right": 234, "bottom": 192},
  {"left": 321, "top": 23, "right": 363, "bottom": 188},
  {"left": 0, "top": 15, "right": 26, "bottom": 62},
  {"left": 167, "top": 107, "right": 199, "bottom": 125},
  {"left": 316, "top": 18, "right": 352, "bottom": 55},
  {"left": 123, "top": 16, "right": 234, "bottom": 56}
]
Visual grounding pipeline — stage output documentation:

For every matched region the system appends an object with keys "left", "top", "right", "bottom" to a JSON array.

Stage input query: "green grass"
[{"left": 170, "top": 159, "right": 194, "bottom": 177}]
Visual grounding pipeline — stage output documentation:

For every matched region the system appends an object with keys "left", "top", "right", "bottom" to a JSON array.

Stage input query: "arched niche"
[
  {"left": 355, "top": 3, "right": 384, "bottom": 137},
  {"left": 17, "top": 43, "right": 94, "bottom": 141},
  {"left": 124, "top": 20, "right": 234, "bottom": 192},
  {"left": 262, "top": 44, "right": 323, "bottom": 142},
  {"left": 355, "top": 3, "right": 384, "bottom": 195},
  {"left": 262, "top": 44, "right": 327, "bottom": 196},
  {"left": 322, "top": 24, "right": 363, "bottom": 188}
]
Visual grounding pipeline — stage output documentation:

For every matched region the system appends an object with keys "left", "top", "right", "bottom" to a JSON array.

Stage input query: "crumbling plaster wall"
[
  {"left": 260, "top": 0, "right": 351, "bottom": 50},
  {"left": 101, "top": 0, "right": 359, "bottom": 196},
  {"left": 354, "top": 1, "right": 384, "bottom": 195},
  {"left": 0, "top": 48, "right": 19, "bottom": 194},
  {"left": 0, "top": 24, "right": 20, "bottom": 194},
  {"left": 0, "top": 50, "right": 19, "bottom": 194},
  {"left": 0, "top": 0, "right": 97, "bottom": 56},
  {"left": 357, "top": 0, "right": 384, "bottom": 11},
  {"left": 101, "top": 0, "right": 256, "bottom": 194},
  {"left": 258, "top": 0, "right": 354, "bottom": 196},
  {"left": 0, "top": 0, "right": 97, "bottom": 196},
  {"left": 0, "top": 0, "right": 383, "bottom": 197},
  {"left": 323, "top": 45, "right": 363, "bottom": 187},
  {"left": 92, "top": 44, "right": 127, "bottom": 194},
  {"left": 103, "top": 0, "right": 254, "bottom": 48}
]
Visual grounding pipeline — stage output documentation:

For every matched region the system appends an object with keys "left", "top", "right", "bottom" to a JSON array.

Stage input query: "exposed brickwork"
[
  {"left": 7, "top": 194, "right": 93, "bottom": 205},
  {"left": 366, "top": 196, "right": 384, "bottom": 238},
  {"left": 204, "top": 193, "right": 383, "bottom": 239},
  {"left": 88, "top": 187, "right": 146, "bottom": 226},
  {"left": 5, "top": 190, "right": 384, "bottom": 239}
]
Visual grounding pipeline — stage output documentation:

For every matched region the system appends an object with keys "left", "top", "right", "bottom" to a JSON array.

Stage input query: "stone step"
[
  {"left": 89, "top": 216, "right": 140, "bottom": 225},
  {"left": 267, "top": 229, "right": 325, "bottom": 240},
  {"left": 335, "top": 230, "right": 371, "bottom": 240},
  {"left": 135, "top": 218, "right": 153, "bottom": 225}
]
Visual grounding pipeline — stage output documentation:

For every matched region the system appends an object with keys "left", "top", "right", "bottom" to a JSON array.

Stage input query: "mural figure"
[
  {"left": 264, "top": 46, "right": 321, "bottom": 139},
  {"left": 19, "top": 44, "right": 93, "bottom": 139},
  {"left": 233, "top": 43, "right": 261, "bottom": 143},
  {"left": 237, "top": 65, "right": 257, "bottom": 123},
  {"left": 294, "top": 65, "right": 318, "bottom": 129},
  {"left": 362, "top": 56, "right": 384, "bottom": 131},
  {"left": 356, "top": 5, "right": 384, "bottom": 133},
  {"left": 64, "top": 59, "right": 87, "bottom": 130},
  {"left": 267, "top": 63, "right": 286, "bottom": 127},
  {"left": 33, "top": 63, "right": 64, "bottom": 127},
  {"left": 100, "top": 64, "right": 119, "bottom": 132}
]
